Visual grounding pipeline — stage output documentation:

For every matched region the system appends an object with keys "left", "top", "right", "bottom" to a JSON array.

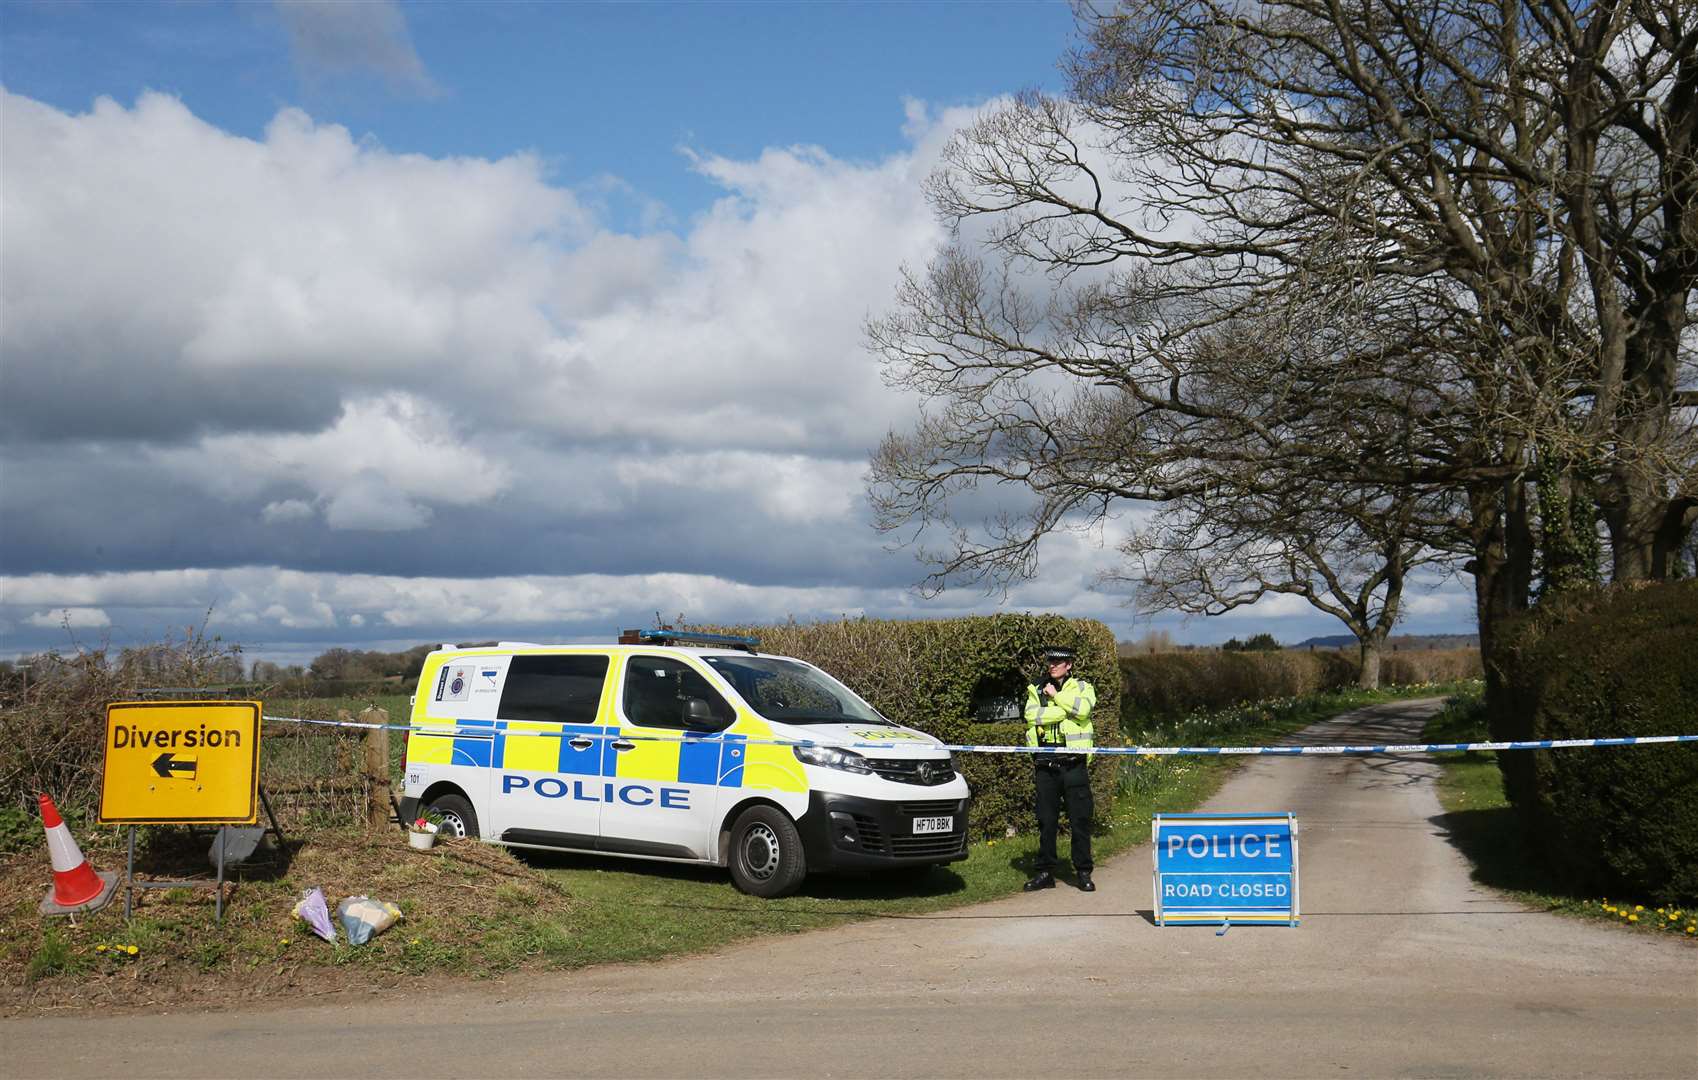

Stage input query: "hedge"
[
  {"left": 1490, "top": 582, "right": 1698, "bottom": 904},
  {"left": 1119, "top": 647, "right": 1481, "bottom": 730},
  {"left": 695, "top": 614, "right": 1120, "bottom": 841},
  {"left": 1120, "top": 650, "right": 1352, "bottom": 723}
]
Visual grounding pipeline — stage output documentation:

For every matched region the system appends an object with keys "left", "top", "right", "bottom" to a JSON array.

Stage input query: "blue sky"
[
  {"left": 0, "top": 1, "right": 1476, "bottom": 667},
  {"left": 4, "top": 2, "right": 1075, "bottom": 225}
]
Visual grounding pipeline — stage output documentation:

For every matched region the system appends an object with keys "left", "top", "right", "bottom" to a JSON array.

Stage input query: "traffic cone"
[{"left": 37, "top": 794, "right": 118, "bottom": 917}]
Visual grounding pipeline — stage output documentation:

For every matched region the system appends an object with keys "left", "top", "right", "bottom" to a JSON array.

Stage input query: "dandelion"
[
  {"left": 1634, "top": 905, "right": 1644, "bottom": 912},
  {"left": 280, "top": 938, "right": 290, "bottom": 945},
  {"left": 1686, "top": 926, "right": 1694, "bottom": 935},
  {"left": 126, "top": 945, "right": 138, "bottom": 955},
  {"left": 95, "top": 944, "right": 107, "bottom": 952},
  {"left": 1628, "top": 914, "right": 1639, "bottom": 923}
]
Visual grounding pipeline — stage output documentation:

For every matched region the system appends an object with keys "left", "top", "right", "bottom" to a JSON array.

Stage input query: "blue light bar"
[{"left": 636, "top": 629, "right": 761, "bottom": 649}]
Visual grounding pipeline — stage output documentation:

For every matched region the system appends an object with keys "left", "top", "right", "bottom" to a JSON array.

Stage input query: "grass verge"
[
  {"left": 3, "top": 683, "right": 1460, "bottom": 1012},
  {"left": 1421, "top": 688, "right": 1696, "bottom": 941}
]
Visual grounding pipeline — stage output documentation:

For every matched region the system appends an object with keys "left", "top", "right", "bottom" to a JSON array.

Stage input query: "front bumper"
[{"left": 797, "top": 790, "right": 971, "bottom": 871}]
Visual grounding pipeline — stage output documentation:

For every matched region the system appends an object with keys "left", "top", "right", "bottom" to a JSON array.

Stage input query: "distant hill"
[{"left": 1295, "top": 632, "right": 1479, "bottom": 650}]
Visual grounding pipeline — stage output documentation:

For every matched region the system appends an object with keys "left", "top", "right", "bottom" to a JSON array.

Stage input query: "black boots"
[{"left": 1025, "top": 870, "right": 1096, "bottom": 892}]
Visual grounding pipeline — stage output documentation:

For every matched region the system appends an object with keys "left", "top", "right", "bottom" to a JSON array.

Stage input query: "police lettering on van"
[{"left": 397, "top": 630, "right": 970, "bottom": 898}]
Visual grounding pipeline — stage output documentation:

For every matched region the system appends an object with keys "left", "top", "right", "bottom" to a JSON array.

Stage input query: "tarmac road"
[{"left": 6, "top": 698, "right": 1695, "bottom": 1079}]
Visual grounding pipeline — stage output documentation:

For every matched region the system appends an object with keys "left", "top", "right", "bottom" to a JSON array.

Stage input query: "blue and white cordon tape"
[{"left": 261, "top": 714, "right": 1698, "bottom": 756}]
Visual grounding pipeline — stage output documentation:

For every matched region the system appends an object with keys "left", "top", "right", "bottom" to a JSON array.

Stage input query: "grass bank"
[
  {"left": 1421, "top": 689, "right": 1696, "bottom": 940},
  {"left": 3, "top": 684, "right": 1455, "bottom": 1013}
]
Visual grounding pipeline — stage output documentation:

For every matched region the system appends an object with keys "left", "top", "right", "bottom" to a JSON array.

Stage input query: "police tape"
[{"left": 260, "top": 714, "right": 1698, "bottom": 757}]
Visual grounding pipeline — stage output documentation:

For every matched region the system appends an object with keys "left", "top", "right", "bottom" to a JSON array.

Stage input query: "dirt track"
[{"left": 5, "top": 698, "right": 1694, "bottom": 1079}]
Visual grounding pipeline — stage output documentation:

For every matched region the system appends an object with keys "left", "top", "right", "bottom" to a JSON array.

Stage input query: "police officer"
[{"left": 1023, "top": 646, "right": 1098, "bottom": 892}]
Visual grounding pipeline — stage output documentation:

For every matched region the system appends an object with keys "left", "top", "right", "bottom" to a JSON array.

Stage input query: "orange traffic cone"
[{"left": 38, "top": 794, "right": 118, "bottom": 916}]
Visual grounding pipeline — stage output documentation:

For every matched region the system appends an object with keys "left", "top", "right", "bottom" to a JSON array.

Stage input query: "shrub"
[
  {"left": 1379, "top": 648, "right": 1483, "bottom": 687},
  {"left": 1119, "top": 649, "right": 1356, "bottom": 722},
  {"left": 1492, "top": 582, "right": 1698, "bottom": 904},
  {"left": 694, "top": 614, "right": 1120, "bottom": 840},
  {"left": 0, "top": 628, "right": 246, "bottom": 815}
]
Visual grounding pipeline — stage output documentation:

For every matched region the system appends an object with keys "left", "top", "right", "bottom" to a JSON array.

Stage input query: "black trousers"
[{"left": 1033, "top": 757, "right": 1093, "bottom": 874}]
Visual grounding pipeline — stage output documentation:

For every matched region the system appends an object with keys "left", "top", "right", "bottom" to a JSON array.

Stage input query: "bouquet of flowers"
[{"left": 408, "top": 809, "right": 444, "bottom": 849}]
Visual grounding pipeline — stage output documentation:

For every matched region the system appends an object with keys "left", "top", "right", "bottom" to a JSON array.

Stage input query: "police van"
[{"left": 397, "top": 630, "right": 970, "bottom": 897}]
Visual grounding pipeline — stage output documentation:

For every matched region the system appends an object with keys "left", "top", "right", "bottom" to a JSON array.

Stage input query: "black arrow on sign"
[{"left": 152, "top": 752, "right": 197, "bottom": 779}]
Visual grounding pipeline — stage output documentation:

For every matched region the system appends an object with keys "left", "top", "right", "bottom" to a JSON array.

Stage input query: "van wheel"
[
  {"left": 426, "top": 792, "right": 479, "bottom": 840},
  {"left": 728, "top": 805, "right": 806, "bottom": 898}
]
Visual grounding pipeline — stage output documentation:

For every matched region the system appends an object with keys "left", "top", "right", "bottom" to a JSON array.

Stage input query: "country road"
[{"left": 5, "top": 698, "right": 1694, "bottom": 1079}]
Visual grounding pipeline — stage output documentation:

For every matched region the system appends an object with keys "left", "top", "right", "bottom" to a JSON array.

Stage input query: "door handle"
[
  {"left": 568, "top": 737, "right": 594, "bottom": 750},
  {"left": 611, "top": 740, "right": 637, "bottom": 752}
]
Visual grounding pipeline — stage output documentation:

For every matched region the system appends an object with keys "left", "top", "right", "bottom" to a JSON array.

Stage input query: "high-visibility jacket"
[{"left": 1024, "top": 676, "right": 1096, "bottom": 750}]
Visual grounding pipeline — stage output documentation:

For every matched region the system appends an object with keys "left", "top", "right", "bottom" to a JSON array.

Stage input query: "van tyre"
[
  {"left": 426, "top": 792, "right": 479, "bottom": 840},
  {"left": 728, "top": 805, "right": 806, "bottom": 898}
]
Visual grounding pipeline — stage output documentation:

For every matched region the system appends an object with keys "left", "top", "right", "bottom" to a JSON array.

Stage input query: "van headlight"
[{"left": 793, "top": 745, "right": 873, "bottom": 774}]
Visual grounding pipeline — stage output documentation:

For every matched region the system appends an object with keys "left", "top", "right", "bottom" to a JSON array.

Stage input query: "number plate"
[{"left": 912, "top": 815, "right": 953, "bottom": 835}]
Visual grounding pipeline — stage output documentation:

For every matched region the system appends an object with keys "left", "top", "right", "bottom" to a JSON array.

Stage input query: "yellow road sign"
[{"left": 99, "top": 701, "right": 262, "bottom": 825}]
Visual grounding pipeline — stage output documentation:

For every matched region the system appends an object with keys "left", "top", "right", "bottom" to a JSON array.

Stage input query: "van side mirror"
[{"left": 681, "top": 697, "right": 723, "bottom": 731}]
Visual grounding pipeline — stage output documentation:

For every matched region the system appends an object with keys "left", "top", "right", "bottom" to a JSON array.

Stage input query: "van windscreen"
[{"left": 702, "top": 656, "right": 890, "bottom": 725}]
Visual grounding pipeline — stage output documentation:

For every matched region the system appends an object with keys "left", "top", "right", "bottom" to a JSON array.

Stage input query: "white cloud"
[
  {"left": 262, "top": 499, "right": 316, "bottom": 524},
  {"left": 26, "top": 607, "right": 112, "bottom": 629},
  {"left": 0, "top": 88, "right": 1480, "bottom": 662},
  {"left": 150, "top": 394, "right": 511, "bottom": 530}
]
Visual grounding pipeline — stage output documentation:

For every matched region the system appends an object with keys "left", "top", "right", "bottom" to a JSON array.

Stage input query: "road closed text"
[{"left": 1163, "top": 879, "right": 1291, "bottom": 900}]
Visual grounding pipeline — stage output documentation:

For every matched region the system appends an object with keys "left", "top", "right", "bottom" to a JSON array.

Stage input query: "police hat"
[{"left": 1042, "top": 647, "right": 1076, "bottom": 663}]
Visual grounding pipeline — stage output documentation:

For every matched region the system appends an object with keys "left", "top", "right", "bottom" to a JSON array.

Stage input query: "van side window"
[
  {"left": 623, "top": 656, "right": 734, "bottom": 730},
  {"left": 498, "top": 654, "right": 610, "bottom": 724}
]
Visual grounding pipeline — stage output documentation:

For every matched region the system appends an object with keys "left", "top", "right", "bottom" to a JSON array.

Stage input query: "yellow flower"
[
  {"left": 1628, "top": 914, "right": 1638, "bottom": 923},
  {"left": 280, "top": 938, "right": 290, "bottom": 945},
  {"left": 95, "top": 944, "right": 107, "bottom": 952},
  {"left": 1634, "top": 905, "right": 1644, "bottom": 912},
  {"left": 126, "top": 945, "right": 138, "bottom": 955},
  {"left": 410, "top": 938, "right": 420, "bottom": 945}
]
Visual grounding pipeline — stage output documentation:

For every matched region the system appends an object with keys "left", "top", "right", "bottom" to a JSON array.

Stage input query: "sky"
[{"left": 0, "top": 0, "right": 1477, "bottom": 668}]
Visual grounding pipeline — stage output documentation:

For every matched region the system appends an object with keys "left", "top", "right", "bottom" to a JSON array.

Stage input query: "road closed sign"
[
  {"left": 1153, "top": 812, "right": 1299, "bottom": 927},
  {"left": 99, "top": 701, "right": 262, "bottom": 825}
]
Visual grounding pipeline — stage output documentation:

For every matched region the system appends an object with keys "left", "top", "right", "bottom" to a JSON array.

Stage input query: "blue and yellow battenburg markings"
[{"left": 413, "top": 717, "right": 753, "bottom": 787}]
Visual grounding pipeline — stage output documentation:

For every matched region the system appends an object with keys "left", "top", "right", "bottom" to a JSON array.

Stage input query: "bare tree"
[
  {"left": 869, "top": 2, "right": 1697, "bottom": 697},
  {"left": 1118, "top": 483, "right": 1459, "bottom": 687}
]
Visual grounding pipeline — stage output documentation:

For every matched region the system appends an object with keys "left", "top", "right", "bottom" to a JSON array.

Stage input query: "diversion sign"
[
  {"left": 1153, "top": 812, "right": 1299, "bottom": 927},
  {"left": 99, "top": 701, "right": 262, "bottom": 825}
]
